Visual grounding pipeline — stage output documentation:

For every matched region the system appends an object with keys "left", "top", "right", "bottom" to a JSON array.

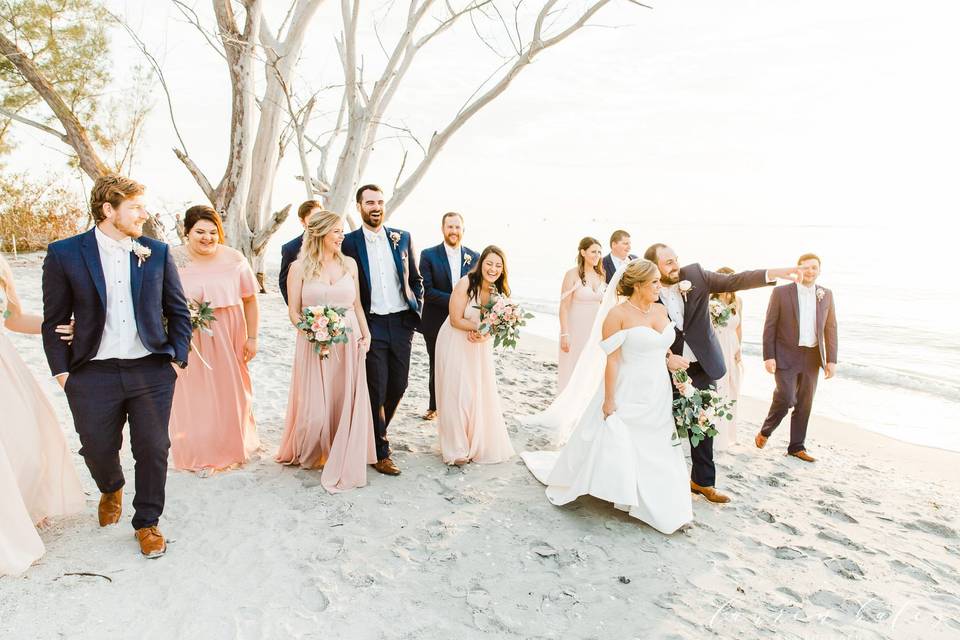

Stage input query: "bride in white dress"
[{"left": 522, "top": 259, "right": 693, "bottom": 534}]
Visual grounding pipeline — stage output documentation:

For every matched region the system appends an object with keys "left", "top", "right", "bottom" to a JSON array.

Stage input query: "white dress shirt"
[
  {"left": 797, "top": 283, "right": 819, "bottom": 347},
  {"left": 444, "top": 244, "right": 461, "bottom": 288},
  {"left": 362, "top": 226, "right": 409, "bottom": 315},
  {"left": 92, "top": 227, "right": 151, "bottom": 361},
  {"left": 660, "top": 284, "right": 697, "bottom": 362},
  {"left": 610, "top": 254, "right": 627, "bottom": 273}
]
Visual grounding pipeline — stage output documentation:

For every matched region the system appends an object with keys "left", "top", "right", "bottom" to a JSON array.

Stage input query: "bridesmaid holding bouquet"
[
  {"left": 168, "top": 206, "right": 261, "bottom": 473},
  {"left": 434, "top": 245, "right": 516, "bottom": 465},
  {"left": 276, "top": 210, "right": 377, "bottom": 492}
]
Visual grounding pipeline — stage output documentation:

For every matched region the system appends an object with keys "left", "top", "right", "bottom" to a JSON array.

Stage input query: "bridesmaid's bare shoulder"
[
  {"left": 341, "top": 254, "right": 358, "bottom": 272},
  {"left": 170, "top": 244, "right": 191, "bottom": 268}
]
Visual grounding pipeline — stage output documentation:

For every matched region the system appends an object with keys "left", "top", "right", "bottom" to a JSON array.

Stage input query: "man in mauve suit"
[
  {"left": 645, "top": 243, "right": 801, "bottom": 504},
  {"left": 602, "top": 229, "right": 637, "bottom": 284},
  {"left": 755, "top": 253, "right": 838, "bottom": 462},
  {"left": 418, "top": 212, "right": 480, "bottom": 421},
  {"left": 341, "top": 184, "right": 424, "bottom": 476},
  {"left": 42, "top": 175, "right": 192, "bottom": 558},
  {"left": 278, "top": 199, "right": 324, "bottom": 305}
]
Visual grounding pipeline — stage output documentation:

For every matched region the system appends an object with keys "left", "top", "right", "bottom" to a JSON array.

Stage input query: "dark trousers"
[
  {"left": 761, "top": 347, "right": 822, "bottom": 453},
  {"left": 680, "top": 362, "right": 718, "bottom": 487},
  {"left": 423, "top": 330, "right": 439, "bottom": 412},
  {"left": 64, "top": 354, "right": 177, "bottom": 529},
  {"left": 366, "top": 312, "right": 415, "bottom": 460}
]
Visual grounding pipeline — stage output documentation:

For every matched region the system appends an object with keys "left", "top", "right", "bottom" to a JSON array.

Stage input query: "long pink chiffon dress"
[
  {"left": 713, "top": 299, "right": 743, "bottom": 450},
  {"left": 276, "top": 272, "right": 377, "bottom": 492},
  {"left": 557, "top": 280, "right": 603, "bottom": 393},
  {"left": 434, "top": 294, "right": 515, "bottom": 465},
  {"left": 0, "top": 288, "right": 85, "bottom": 575},
  {"left": 168, "top": 253, "right": 260, "bottom": 471}
]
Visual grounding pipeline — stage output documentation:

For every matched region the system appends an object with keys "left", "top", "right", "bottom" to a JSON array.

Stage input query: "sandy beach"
[{"left": 2, "top": 253, "right": 958, "bottom": 640}]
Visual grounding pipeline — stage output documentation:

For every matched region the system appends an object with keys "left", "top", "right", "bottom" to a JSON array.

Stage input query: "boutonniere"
[
  {"left": 401, "top": 250, "right": 408, "bottom": 262},
  {"left": 389, "top": 231, "right": 401, "bottom": 249},
  {"left": 816, "top": 287, "right": 826, "bottom": 302},
  {"left": 463, "top": 253, "right": 472, "bottom": 266},
  {"left": 131, "top": 241, "right": 152, "bottom": 267},
  {"left": 678, "top": 280, "right": 693, "bottom": 302}
]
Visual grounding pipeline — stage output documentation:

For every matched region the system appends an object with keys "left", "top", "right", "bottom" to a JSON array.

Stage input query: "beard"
[
  {"left": 444, "top": 233, "right": 460, "bottom": 246},
  {"left": 660, "top": 270, "right": 680, "bottom": 285},
  {"left": 112, "top": 217, "right": 144, "bottom": 239},
  {"left": 361, "top": 209, "right": 384, "bottom": 228}
]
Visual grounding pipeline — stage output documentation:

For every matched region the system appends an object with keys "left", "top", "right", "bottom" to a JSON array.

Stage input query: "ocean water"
[{"left": 265, "top": 217, "right": 958, "bottom": 452}]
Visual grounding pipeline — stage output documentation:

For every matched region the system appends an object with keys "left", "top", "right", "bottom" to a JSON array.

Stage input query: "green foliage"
[{"left": 0, "top": 0, "right": 111, "bottom": 153}]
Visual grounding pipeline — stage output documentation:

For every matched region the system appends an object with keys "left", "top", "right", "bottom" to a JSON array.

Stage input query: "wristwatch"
[{"left": 173, "top": 359, "right": 187, "bottom": 369}]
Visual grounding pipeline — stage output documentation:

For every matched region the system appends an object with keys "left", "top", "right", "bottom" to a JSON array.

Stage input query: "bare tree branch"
[{"left": 0, "top": 105, "right": 68, "bottom": 142}]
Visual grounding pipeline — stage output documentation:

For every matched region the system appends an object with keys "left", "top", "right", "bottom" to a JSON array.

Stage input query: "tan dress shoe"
[
  {"left": 754, "top": 433, "right": 768, "bottom": 449},
  {"left": 98, "top": 489, "right": 123, "bottom": 527},
  {"left": 788, "top": 450, "right": 816, "bottom": 462},
  {"left": 372, "top": 458, "right": 401, "bottom": 476},
  {"left": 422, "top": 410, "right": 437, "bottom": 421},
  {"left": 135, "top": 526, "right": 167, "bottom": 558},
  {"left": 690, "top": 481, "right": 731, "bottom": 504}
]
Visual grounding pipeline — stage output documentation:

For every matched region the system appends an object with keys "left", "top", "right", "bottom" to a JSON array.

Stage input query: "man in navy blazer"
[
  {"left": 418, "top": 212, "right": 480, "bottom": 420},
  {"left": 602, "top": 229, "right": 637, "bottom": 283},
  {"left": 278, "top": 199, "right": 324, "bottom": 305},
  {"left": 756, "top": 254, "right": 838, "bottom": 462},
  {"left": 41, "top": 175, "right": 192, "bottom": 557},
  {"left": 341, "top": 184, "right": 423, "bottom": 476},
  {"left": 645, "top": 243, "right": 801, "bottom": 504}
]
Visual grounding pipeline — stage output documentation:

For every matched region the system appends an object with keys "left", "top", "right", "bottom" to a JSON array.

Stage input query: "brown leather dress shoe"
[
  {"left": 98, "top": 489, "right": 123, "bottom": 527},
  {"left": 135, "top": 526, "right": 167, "bottom": 558},
  {"left": 422, "top": 410, "right": 437, "bottom": 421},
  {"left": 372, "top": 458, "right": 401, "bottom": 476},
  {"left": 754, "top": 433, "right": 768, "bottom": 449},
  {"left": 690, "top": 481, "right": 731, "bottom": 504},
  {"left": 788, "top": 450, "right": 816, "bottom": 462}
]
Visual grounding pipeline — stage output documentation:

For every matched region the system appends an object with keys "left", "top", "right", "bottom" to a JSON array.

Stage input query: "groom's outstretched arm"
[
  {"left": 702, "top": 266, "right": 772, "bottom": 294},
  {"left": 161, "top": 246, "right": 193, "bottom": 364},
  {"left": 41, "top": 247, "right": 72, "bottom": 377}
]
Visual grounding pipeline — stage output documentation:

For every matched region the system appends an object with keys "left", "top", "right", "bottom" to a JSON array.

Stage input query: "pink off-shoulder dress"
[
  {"left": 168, "top": 255, "right": 260, "bottom": 472},
  {"left": 276, "top": 273, "right": 377, "bottom": 492}
]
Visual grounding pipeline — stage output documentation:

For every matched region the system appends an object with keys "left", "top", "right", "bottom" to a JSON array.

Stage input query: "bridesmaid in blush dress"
[
  {"left": 0, "top": 256, "right": 84, "bottom": 575},
  {"left": 435, "top": 245, "right": 516, "bottom": 465},
  {"left": 711, "top": 267, "right": 744, "bottom": 450},
  {"left": 168, "top": 206, "right": 261, "bottom": 473},
  {"left": 276, "top": 210, "right": 377, "bottom": 492},
  {"left": 558, "top": 237, "right": 606, "bottom": 393}
]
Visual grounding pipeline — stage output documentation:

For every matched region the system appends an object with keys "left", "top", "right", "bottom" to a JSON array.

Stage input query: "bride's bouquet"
[
  {"left": 671, "top": 370, "right": 735, "bottom": 447},
  {"left": 298, "top": 305, "right": 351, "bottom": 359},
  {"left": 475, "top": 291, "right": 534, "bottom": 349}
]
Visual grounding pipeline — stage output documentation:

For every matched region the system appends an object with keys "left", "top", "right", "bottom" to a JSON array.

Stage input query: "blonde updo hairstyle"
[
  {"left": 300, "top": 209, "right": 346, "bottom": 281},
  {"left": 616, "top": 259, "right": 659, "bottom": 298}
]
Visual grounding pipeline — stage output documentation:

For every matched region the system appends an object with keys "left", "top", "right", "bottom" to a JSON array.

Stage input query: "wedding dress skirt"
[{"left": 522, "top": 324, "right": 693, "bottom": 534}]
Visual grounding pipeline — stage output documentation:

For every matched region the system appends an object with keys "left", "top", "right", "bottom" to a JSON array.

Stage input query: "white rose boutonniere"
[
  {"left": 816, "top": 287, "right": 826, "bottom": 302},
  {"left": 131, "top": 241, "right": 152, "bottom": 267},
  {"left": 463, "top": 253, "right": 472, "bottom": 266},
  {"left": 389, "top": 231, "right": 401, "bottom": 249},
  {"left": 678, "top": 280, "right": 693, "bottom": 302}
]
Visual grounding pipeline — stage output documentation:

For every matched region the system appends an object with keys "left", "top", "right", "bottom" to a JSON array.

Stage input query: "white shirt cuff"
[{"left": 765, "top": 270, "right": 775, "bottom": 283}]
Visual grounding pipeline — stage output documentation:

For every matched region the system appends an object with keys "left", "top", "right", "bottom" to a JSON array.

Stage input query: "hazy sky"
[{"left": 9, "top": 0, "right": 960, "bottom": 251}]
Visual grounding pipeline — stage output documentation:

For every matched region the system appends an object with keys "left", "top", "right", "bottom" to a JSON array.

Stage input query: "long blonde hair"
[{"left": 299, "top": 210, "right": 345, "bottom": 281}]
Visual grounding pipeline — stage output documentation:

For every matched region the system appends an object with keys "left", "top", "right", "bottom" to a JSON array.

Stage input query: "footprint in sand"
[
  {"left": 298, "top": 580, "right": 331, "bottom": 612},
  {"left": 904, "top": 519, "right": 958, "bottom": 539},
  {"left": 820, "top": 486, "right": 844, "bottom": 498},
  {"left": 312, "top": 536, "right": 344, "bottom": 562},
  {"left": 816, "top": 501, "right": 859, "bottom": 524},
  {"left": 889, "top": 559, "right": 939, "bottom": 584},
  {"left": 823, "top": 556, "right": 865, "bottom": 580}
]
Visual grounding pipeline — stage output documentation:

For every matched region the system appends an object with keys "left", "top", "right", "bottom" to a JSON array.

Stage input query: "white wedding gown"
[{"left": 521, "top": 322, "right": 693, "bottom": 534}]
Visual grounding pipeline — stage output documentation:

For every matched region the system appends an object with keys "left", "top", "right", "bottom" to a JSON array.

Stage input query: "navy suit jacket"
[
  {"left": 41, "top": 228, "right": 193, "bottom": 376},
  {"left": 419, "top": 243, "right": 480, "bottom": 337},
  {"left": 602, "top": 253, "right": 638, "bottom": 283},
  {"left": 341, "top": 226, "right": 424, "bottom": 329},
  {"left": 762, "top": 283, "right": 837, "bottom": 371},
  {"left": 278, "top": 233, "right": 303, "bottom": 305},
  {"left": 660, "top": 263, "right": 771, "bottom": 382}
]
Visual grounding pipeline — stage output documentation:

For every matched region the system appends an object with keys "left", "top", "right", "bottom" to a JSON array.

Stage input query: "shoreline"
[{"left": 519, "top": 330, "right": 960, "bottom": 485}]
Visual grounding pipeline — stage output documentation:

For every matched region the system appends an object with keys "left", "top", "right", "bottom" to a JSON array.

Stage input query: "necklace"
[{"left": 627, "top": 300, "right": 653, "bottom": 315}]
